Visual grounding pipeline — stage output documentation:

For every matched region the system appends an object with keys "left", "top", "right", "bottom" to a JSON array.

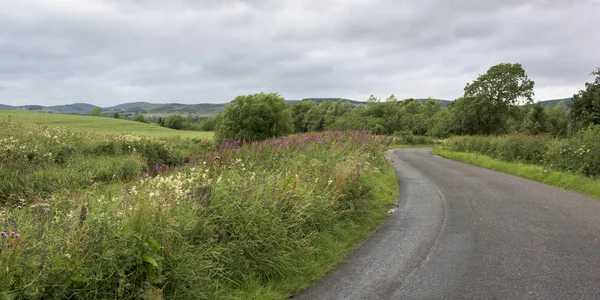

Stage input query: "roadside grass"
[
  {"left": 433, "top": 148, "right": 600, "bottom": 199},
  {"left": 0, "top": 110, "right": 213, "bottom": 138},
  {"left": 0, "top": 130, "right": 399, "bottom": 299},
  {"left": 239, "top": 165, "right": 399, "bottom": 299}
]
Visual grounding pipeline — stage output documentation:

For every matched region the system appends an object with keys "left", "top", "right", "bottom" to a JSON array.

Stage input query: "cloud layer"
[{"left": 1, "top": 0, "right": 599, "bottom": 105}]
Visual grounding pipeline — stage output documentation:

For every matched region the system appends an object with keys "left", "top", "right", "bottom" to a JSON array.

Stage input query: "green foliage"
[
  {"left": 90, "top": 107, "right": 102, "bottom": 117},
  {"left": 464, "top": 62, "right": 535, "bottom": 106},
  {"left": 0, "top": 122, "right": 211, "bottom": 204},
  {"left": 197, "top": 117, "right": 216, "bottom": 131},
  {"left": 443, "top": 125, "right": 600, "bottom": 178},
  {"left": 291, "top": 101, "right": 316, "bottom": 133},
  {"left": 546, "top": 101, "right": 569, "bottom": 137},
  {"left": 164, "top": 114, "right": 186, "bottom": 130},
  {"left": 520, "top": 104, "right": 547, "bottom": 135},
  {"left": 570, "top": 68, "right": 600, "bottom": 129},
  {"left": 450, "top": 63, "right": 535, "bottom": 135},
  {"left": 113, "top": 112, "right": 121, "bottom": 119},
  {"left": 433, "top": 148, "right": 600, "bottom": 200},
  {"left": 0, "top": 130, "right": 396, "bottom": 299},
  {"left": 391, "top": 131, "right": 437, "bottom": 145},
  {"left": 214, "top": 93, "right": 293, "bottom": 142},
  {"left": 132, "top": 114, "right": 149, "bottom": 123}
]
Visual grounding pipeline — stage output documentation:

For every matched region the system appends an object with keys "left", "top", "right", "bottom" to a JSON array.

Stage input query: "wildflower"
[{"left": 0, "top": 232, "right": 7, "bottom": 238}]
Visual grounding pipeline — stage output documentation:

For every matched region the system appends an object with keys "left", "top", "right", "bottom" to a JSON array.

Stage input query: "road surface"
[{"left": 294, "top": 148, "right": 600, "bottom": 300}]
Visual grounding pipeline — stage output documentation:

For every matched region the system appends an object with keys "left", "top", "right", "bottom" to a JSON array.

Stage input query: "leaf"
[
  {"left": 70, "top": 275, "right": 88, "bottom": 282},
  {"left": 143, "top": 255, "right": 159, "bottom": 268},
  {"left": 2, "top": 292, "right": 19, "bottom": 300}
]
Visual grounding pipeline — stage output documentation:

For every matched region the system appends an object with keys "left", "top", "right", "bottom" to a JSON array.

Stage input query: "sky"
[{"left": 0, "top": 0, "right": 599, "bottom": 106}]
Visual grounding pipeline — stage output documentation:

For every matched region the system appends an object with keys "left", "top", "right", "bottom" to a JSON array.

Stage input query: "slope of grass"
[
  {"left": 433, "top": 148, "right": 600, "bottom": 199},
  {"left": 0, "top": 110, "right": 213, "bottom": 138}
]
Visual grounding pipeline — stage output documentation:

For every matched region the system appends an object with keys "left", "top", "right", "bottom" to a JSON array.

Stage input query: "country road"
[{"left": 294, "top": 148, "right": 600, "bottom": 300}]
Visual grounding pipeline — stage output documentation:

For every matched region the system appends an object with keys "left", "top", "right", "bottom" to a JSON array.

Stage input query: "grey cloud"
[{"left": 0, "top": 0, "right": 598, "bottom": 106}]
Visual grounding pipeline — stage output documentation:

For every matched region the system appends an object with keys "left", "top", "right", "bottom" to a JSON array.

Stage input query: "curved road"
[{"left": 294, "top": 148, "right": 600, "bottom": 300}]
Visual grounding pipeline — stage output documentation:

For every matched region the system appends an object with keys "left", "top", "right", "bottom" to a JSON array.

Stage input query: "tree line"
[{"left": 213, "top": 63, "right": 600, "bottom": 143}]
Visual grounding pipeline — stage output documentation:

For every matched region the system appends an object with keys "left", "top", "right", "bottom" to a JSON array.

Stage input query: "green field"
[{"left": 0, "top": 110, "right": 213, "bottom": 138}]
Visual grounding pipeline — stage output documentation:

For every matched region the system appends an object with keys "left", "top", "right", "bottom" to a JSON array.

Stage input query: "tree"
[
  {"left": 546, "top": 101, "right": 569, "bottom": 137},
  {"left": 91, "top": 107, "right": 102, "bottom": 116},
  {"left": 164, "top": 114, "right": 187, "bottom": 130},
  {"left": 132, "top": 114, "right": 149, "bottom": 123},
  {"left": 464, "top": 63, "right": 535, "bottom": 106},
  {"left": 520, "top": 104, "right": 547, "bottom": 135},
  {"left": 453, "top": 63, "right": 535, "bottom": 135},
  {"left": 113, "top": 112, "right": 121, "bottom": 119},
  {"left": 214, "top": 92, "right": 293, "bottom": 143},
  {"left": 323, "top": 100, "right": 351, "bottom": 130},
  {"left": 291, "top": 101, "right": 316, "bottom": 133},
  {"left": 157, "top": 117, "right": 165, "bottom": 127},
  {"left": 197, "top": 117, "right": 216, "bottom": 131},
  {"left": 570, "top": 68, "right": 600, "bottom": 129}
]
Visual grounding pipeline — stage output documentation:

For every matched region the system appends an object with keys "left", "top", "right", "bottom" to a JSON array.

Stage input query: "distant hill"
[
  {"left": 0, "top": 97, "right": 576, "bottom": 117},
  {"left": 538, "top": 98, "right": 573, "bottom": 108},
  {"left": 104, "top": 102, "right": 151, "bottom": 111},
  {"left": 48, "top": 103, "right": 97, "bottom": 114},
  {"left": 301, "top": 98, "right": 365, "bottom": 105}
]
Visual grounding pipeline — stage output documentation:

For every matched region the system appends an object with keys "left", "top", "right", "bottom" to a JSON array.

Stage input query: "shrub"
[
  {"left": 444, "top": 125, "right": 600, "bottom": 178},
  {"left": 132, "top": 114, "right": 149, "bottom": 123},
  {"left": 214, "top": 93, "right": 293, "bottom": 143}
]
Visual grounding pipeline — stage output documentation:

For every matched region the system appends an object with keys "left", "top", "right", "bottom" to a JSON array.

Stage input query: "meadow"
[
  {"left": 0, "top": 121, "right": 398, "bottom": 299},
  {"left": 0, "top": 110, "right": 213, "bottom": 139}
]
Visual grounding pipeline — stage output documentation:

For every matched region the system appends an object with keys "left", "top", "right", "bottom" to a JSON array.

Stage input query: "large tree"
[
  {"left": 214, "top": 93, "right": 293, "bottom": 143},
  {"left": 570, "top": 68, "right": 600, "bottom": 129},
  {"left": 453, "top": 63, "right": 535, "bottom": 135},
  {"left": 464, "top": 63, "right": 535, "bottom": 106}
]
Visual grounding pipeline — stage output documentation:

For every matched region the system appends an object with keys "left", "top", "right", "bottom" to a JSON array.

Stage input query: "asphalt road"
[{"left": 294, "top": 148, "right": 600, "bottom": 300}]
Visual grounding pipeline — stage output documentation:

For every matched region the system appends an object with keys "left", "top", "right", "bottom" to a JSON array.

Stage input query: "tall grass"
[
  {"left": 0, "top": 122, "right": 212, "bottom": 204},
  {"left": 0, "top": 129, "right": 398, "bottom": 299},
  {"left": 442, "top": 125, "right": 600, "bottom": 178}
]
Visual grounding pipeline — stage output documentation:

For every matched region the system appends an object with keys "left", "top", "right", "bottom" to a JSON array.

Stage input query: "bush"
[
  {"left": 164, "top": 114, "right": 187, "bottom": 130},
  {"left": 132, "top": 114, "right": 149, "bottom": 123},
  {"left": 214, "top": 93, "right": 293, "bottom": 143},
  {"left": 444, "top": 125, "right": 600, "bottom": 177}
]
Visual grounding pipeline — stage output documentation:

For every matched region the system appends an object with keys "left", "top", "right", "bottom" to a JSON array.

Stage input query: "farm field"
[{"left": 0, "top": 110, "right": 213, "bottom": 139}]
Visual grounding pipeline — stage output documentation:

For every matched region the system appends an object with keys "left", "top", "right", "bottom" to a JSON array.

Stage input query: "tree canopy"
[{"left": 214, "top": 93, "right": 293, "bottom": 143}]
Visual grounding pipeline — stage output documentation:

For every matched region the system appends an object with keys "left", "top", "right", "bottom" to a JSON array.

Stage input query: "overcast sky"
[{"left": 1, "top": 0, "right": 599, "bottom": 106}]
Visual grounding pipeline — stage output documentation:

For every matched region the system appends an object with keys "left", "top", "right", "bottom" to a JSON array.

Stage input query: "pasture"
[{"left": 0, "top": 110, "right": 213, "bottom": 139}]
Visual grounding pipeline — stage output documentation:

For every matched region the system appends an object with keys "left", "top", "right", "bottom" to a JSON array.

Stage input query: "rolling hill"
[{"left": 0, "top": 97, "right": 573, "bottom": 118}]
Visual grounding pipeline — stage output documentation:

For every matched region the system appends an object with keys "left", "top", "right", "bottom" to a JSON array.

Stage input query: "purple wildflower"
[
  {"left": 0, "top": 232, "right": 6, "bottom": 238},
  {"left": 15, "top": 233, "right": 20, "bottom": 239}
]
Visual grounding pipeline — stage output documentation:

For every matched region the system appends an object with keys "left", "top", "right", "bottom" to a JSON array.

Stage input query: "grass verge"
[
  {"left": 433, "top": 148, "right": 600, "bottom": 199},
  {"left": 241, "top": 164, "right": 399, "bottom": 299}
]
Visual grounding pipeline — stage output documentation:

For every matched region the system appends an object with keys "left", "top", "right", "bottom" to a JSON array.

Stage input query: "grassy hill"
[
  {"left": 0, "top": 110, "right": 213, "bottom": 138},
  {"left": 1, "top": 97, "right": 573, "bottom": 118}
]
